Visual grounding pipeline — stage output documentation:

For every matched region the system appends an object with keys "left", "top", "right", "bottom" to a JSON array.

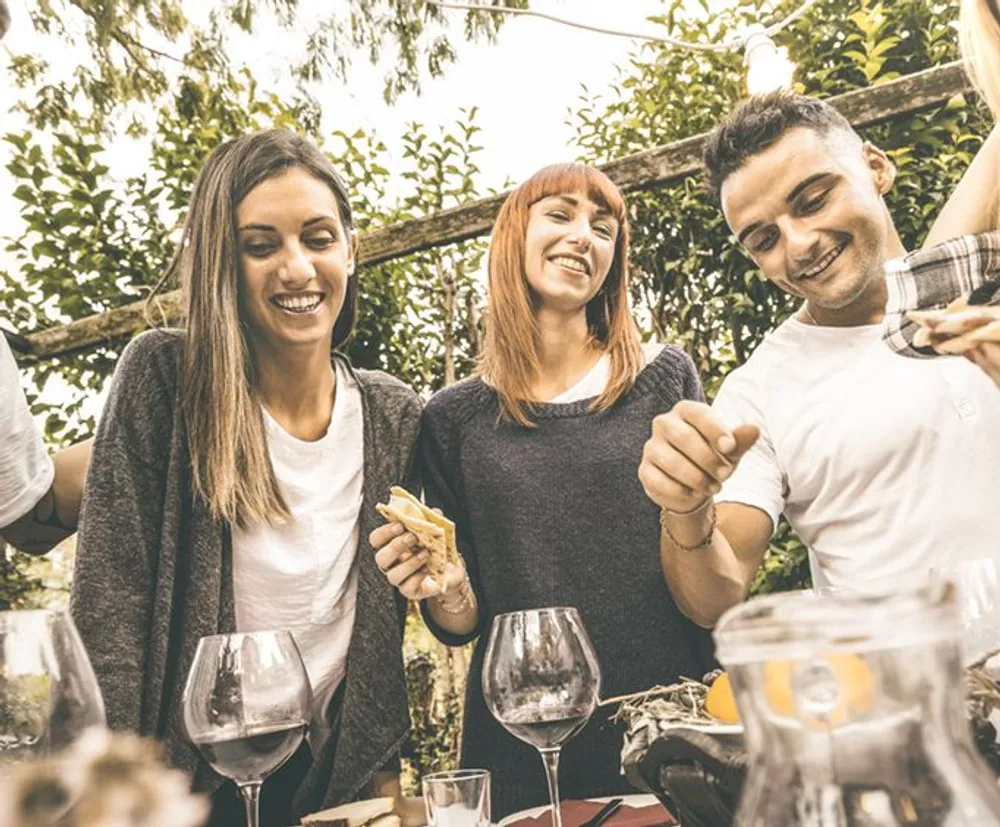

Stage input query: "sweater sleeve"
[
  {"left": 70, "top": 331, "right": 178, "bottom": 734},
  {"left": 417, "top": 396, "right": 485, "bottom": 647}
]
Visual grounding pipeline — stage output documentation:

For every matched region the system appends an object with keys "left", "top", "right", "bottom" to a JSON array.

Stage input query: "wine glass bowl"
[
  {"left": 482, "top": 608, "right": 601, "bottom": 827},
  {"left": 181, "top": 630, "right": 312, "bottom": 826},
  {"left": 0, "top": 609, "right": 105, "bottom": 765}
]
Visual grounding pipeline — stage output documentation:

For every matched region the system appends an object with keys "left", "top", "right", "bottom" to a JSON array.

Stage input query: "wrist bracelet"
[
  {"left": 660, "top": 500, "right": 717, "bottom": 552},
  {"left": 436, "top": 578, "right": 475, "bottom": 615},
  {"left": 662, "top": 496, "right": 714, "bottom": 518}
]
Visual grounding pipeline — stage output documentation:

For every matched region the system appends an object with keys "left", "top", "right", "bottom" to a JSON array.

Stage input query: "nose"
[
  {"left": 566, "top": 215, "right": 593, "bottom": 251},
  {"left": 278, "top": 242, "right": 316, "bottom": 287},
  {"left": 782, "top": 219, "right": 820, "bottom": 269}
]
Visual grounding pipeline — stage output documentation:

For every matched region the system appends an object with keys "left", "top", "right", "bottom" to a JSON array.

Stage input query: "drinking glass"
[
  {"left": 181, "top": 631, "right": 312, "bottom": 827},
  {"left": 422, "top": 769, "right": 491, "bottom": 827},
  {"left": 482, "top": 607, "right": 601, "bottom": 827},
  {"left": 0, "top": 609, "right": 105, "bottom": 766}
]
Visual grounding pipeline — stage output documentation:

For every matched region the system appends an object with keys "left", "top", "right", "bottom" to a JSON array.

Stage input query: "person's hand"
[
  {"left": 369, "top": 521, "right": 466, "bottom": 601},
  {"left": 639, "top": 400, "right": 760, "bottom": 514},
  {"left": 967, "top": 342, "right": 1000, "bottom": 390},
  {"left": 0, "top": 0, "right": 10, "bottom": 41}
]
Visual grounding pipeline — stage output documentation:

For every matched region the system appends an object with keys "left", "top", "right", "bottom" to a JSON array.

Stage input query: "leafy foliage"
[
  {"left": 0, "top": 545, "right": 44, "bottom": 610},
  {"left": 9, "top": 0, "right": 529, "bottom": 134}
]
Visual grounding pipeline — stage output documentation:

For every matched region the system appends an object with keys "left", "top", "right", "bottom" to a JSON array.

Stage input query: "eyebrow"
[
  {"left": 237, "top": 215, "right": 336, "bottom": 233},
  {"left": 736, "top": 173, "right": 834, "bottom": 244},
  {"left": 544, "top": 195, "right": 614, "bottom": 219}
]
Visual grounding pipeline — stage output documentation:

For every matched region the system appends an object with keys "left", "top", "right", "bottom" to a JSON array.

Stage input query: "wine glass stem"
[
  {"left": 238, "top": 782, "right": 263, "bottom": 827},
  {"left": 538, "top": 747, "right": 563, "bottom": 827}
]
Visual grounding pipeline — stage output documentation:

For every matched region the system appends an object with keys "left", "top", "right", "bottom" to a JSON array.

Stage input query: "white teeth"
[
  {"left": 802, "top": 246, "right": 843, "bottom": 279},
  {"left": 273, "top": 294, "right": 322, "bottom": 312},
  {"left": 551, "top": 256, "right": 589, "bottom": 274}
]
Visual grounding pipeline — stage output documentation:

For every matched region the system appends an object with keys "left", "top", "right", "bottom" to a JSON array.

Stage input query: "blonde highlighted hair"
[
  {"left": 960, "top": 0, "right": 1000, "bottom": 119},
  {"left": 148, "top": 129, "right": 356, "bottom": 527},
  {"left": 478, "top": 163, "right": 642, "bottom": 427}
]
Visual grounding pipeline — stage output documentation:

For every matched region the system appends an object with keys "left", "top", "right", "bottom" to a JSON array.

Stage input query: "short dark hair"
[{"left": 703, "top": 91, "right": 859, "bottom": 203}]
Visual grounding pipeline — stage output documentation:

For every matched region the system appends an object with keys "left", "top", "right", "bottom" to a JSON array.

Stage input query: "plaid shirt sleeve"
[{"left": 882, "top": 231, "right": 1000, "bottom": 358}]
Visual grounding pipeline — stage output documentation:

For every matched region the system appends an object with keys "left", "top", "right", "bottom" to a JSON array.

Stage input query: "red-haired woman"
[{"left": 372, "top": 164, "right": 714, "bottom": 818}]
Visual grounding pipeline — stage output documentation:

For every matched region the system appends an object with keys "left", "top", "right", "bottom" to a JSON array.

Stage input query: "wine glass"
[
  {"left": 181, "top": 631, "right": 312, "bottom": 827},
  {"left": 0, "top": 609, "right": 106, "bottom": 766},
  {"left": 482, "top": 607, "right": 601, "bottom": 827}
]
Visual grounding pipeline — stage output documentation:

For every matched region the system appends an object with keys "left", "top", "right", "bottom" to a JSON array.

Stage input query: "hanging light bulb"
[{"left": 743, "top": 24, "right": 797, "bottom": 95}]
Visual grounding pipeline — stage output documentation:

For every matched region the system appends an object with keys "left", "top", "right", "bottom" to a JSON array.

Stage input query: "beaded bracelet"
[{"left": 660, "top": 498, "right": 717, "bottom": 552}]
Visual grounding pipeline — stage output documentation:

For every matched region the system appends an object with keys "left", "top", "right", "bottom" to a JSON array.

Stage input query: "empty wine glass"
[
  {"left": 181, "top": 631, "right": 312, "bottom": 827},
  {"left": 0, "top": 609, "right": 105, "bottom": 766},
  {"left": 482, "top": 607, "right": 601, "bottom": 827}
]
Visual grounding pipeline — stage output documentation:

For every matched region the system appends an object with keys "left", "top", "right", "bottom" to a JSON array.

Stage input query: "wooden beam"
[
  {"left": 2, "top": 327, "right": 33, "bottom": 355},
  {"left": 22, "top": 61, "right": 972, "bottom": 360}
]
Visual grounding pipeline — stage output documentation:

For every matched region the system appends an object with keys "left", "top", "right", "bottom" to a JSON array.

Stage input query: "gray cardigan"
[{"left": 70, "top": 329, "right": 421, "bottom": 815}]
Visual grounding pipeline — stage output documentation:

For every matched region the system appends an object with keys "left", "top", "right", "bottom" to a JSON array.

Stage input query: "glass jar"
[{"left": 714, "top": 581, "right": 1000, "bottom": 826}]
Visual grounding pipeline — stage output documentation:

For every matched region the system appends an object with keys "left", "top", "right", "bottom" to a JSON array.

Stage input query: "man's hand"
[{"left": 640, "top": 400, "right": 760, "bottom": 514}]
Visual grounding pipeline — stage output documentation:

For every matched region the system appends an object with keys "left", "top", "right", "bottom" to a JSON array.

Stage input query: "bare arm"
[
  {"left": 639, "top": 400, "right": 770, "bottom": 627},
  {"left": 1, "top": 438, "right": 93, "bottom": 555},
  {"left": 658, "top": 501, "right": 772, "bottom": 628},
  {"left": 924, "top": 125, "right": 1000, "bottom": 248}
]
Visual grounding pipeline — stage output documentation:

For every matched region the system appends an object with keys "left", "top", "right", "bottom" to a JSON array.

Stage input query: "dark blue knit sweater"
[{"left": 419, "top": 344, "right": 716, "bottom": 818}]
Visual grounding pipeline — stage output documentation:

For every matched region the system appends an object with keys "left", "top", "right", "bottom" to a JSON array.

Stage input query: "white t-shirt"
[
  {"left": 0, "top": 335, "right": 52, "bottom": 528},
  {"left": 548, "top": 342, "right": 667, "bottom": 403},
  {"left": 713, "top": 316, "right": 1000, "bottom": 591},
  {"left": 233, "top": 359, "right": 364, "bottom": 734}
]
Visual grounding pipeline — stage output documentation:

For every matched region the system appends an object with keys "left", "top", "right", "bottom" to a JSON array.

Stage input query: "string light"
[
  {"left": 425, "top": 0, "right": 813, "bottom": 92},
  {"left": 743, "top": 25, "right": 797, "bottom": 94}
]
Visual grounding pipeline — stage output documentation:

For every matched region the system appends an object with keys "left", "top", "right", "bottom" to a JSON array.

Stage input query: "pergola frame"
[{"left": 4, "top": 61, "right": 973, "bottom": 364}]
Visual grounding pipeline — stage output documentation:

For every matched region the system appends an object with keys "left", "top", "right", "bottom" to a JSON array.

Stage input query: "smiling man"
[{"left": 637, "top": 91, "right": 1000, "bottom": 627}]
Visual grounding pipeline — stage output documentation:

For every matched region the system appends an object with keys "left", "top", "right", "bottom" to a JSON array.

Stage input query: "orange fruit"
[
  {"left": 704, "top": 654, "right": 872, "bottom": 725},
  {"left": 704, "top": 672, "right": 739, "bottom": 723}
]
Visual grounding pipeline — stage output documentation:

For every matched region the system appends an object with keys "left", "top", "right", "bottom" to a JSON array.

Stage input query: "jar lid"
[{"left": 714, "top": 580, "right": 961, "bottom": 665}]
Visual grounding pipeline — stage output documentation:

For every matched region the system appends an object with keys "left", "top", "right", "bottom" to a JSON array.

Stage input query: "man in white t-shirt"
[
  {"left": 0, "top": 333, "right": 90, "bottom": 554},
  {"left": 638, "top": 91, "right": 1000, "bottom": 627}
]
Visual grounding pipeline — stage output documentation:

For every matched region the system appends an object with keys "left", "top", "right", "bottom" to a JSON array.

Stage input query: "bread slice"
[
  {"left": 376, "top": 486, "right": 458, "bottom": 581},
  {"left": 301, "top": 797, "right": 395, "bottom": 827}
]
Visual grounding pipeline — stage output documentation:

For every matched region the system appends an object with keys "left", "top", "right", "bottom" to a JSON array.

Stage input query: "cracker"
[{"left": 376, "top": 486, "right": 458, "bottom": 581}]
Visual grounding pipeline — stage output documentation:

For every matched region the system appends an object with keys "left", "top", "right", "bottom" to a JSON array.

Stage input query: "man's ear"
[{"left": 862, "top": 141, "right": 897, "bottom": 195}]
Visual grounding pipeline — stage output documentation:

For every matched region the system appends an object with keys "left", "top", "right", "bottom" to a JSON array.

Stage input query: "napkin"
[{"left": 503, "top": 800, "right": 676, "bottom": 827}]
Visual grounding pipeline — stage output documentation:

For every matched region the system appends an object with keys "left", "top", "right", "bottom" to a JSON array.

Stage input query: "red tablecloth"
[{"left": 504, "top": 799, "right": 676, "bottom": 827}]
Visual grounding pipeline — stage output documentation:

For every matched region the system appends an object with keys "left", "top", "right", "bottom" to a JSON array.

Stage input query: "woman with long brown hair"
[
  {"left": 70, "top": 129, "right": 420, "bottom": 826},
  {"left": 373, "top": 163, "right": 714, "bottom": 818}
]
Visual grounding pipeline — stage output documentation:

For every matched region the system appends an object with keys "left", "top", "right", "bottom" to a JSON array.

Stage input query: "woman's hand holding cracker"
[{"left": 370, "top": 521, "right": 468, "bottom": 601}]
